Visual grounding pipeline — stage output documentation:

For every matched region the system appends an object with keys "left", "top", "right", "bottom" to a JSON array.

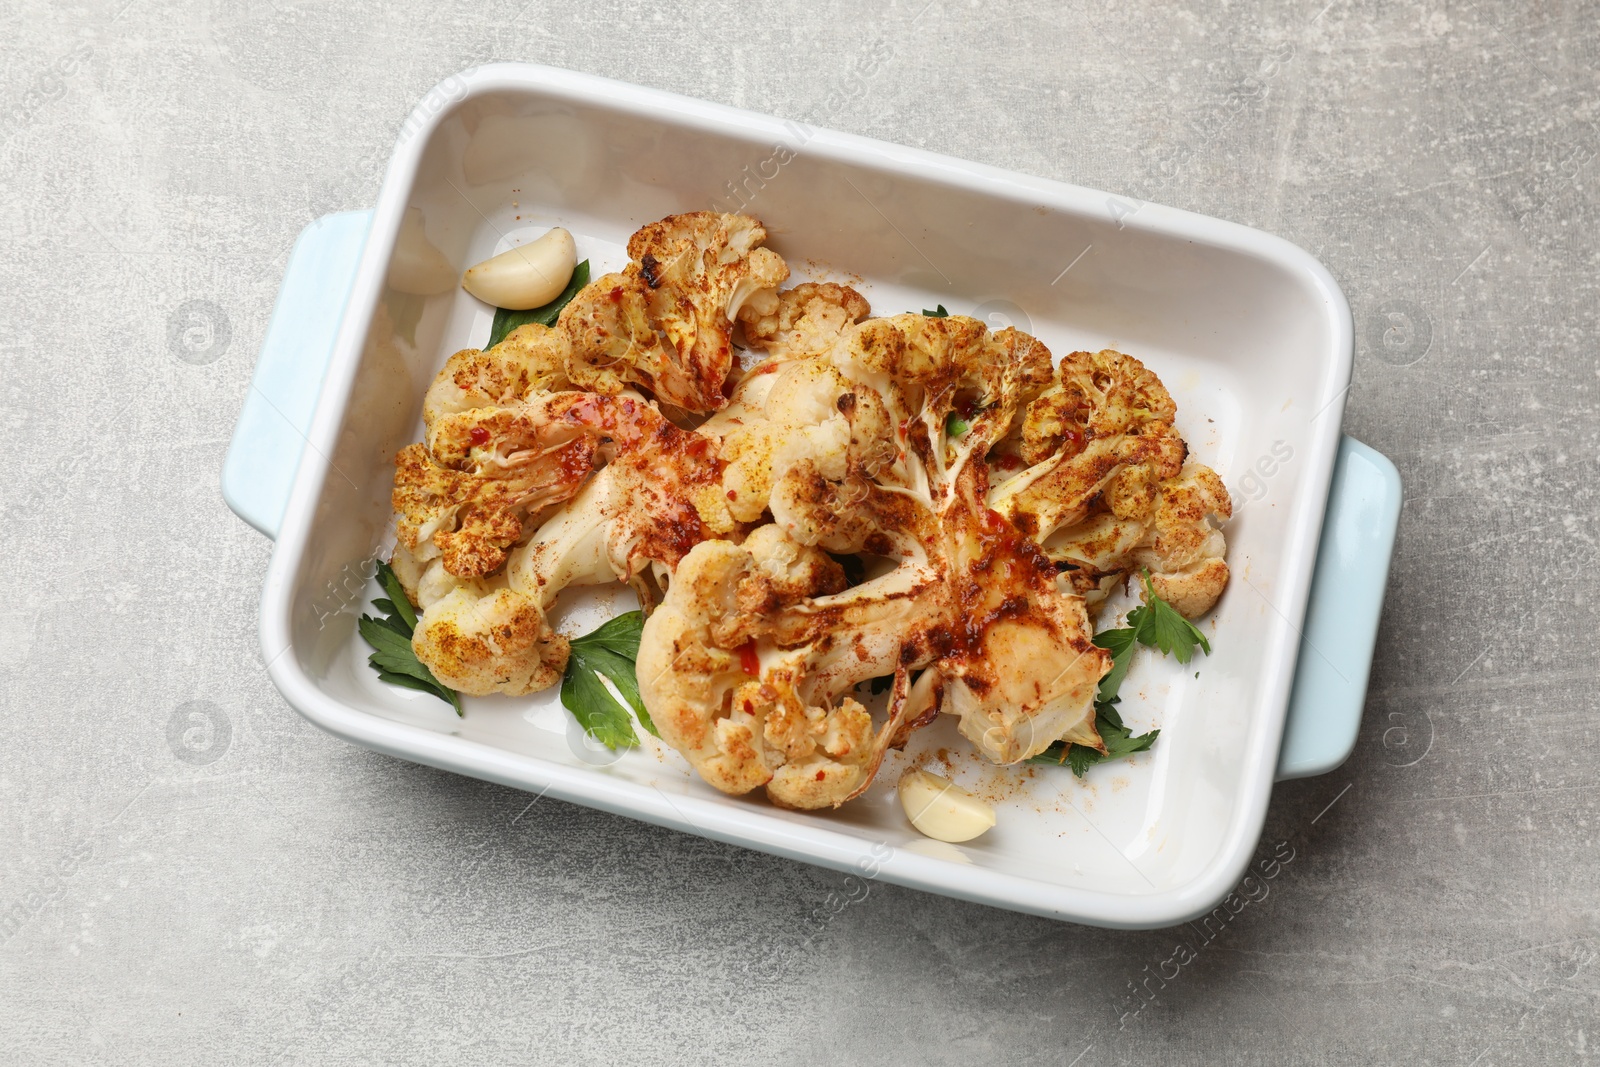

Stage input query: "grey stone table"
[{"left": 3, "top": 1, "right": 1596, "bottom": 1063}]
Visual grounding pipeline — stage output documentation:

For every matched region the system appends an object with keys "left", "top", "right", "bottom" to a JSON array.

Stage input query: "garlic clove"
[
  {"left": 387, "top": 207, "right": 456, "bottom": 296},
  {"left": 897, "top": 769, "right": 996, "bottom": 843},
  {"left": 461, "top": 227, "right": 577, "bottom": 311}
]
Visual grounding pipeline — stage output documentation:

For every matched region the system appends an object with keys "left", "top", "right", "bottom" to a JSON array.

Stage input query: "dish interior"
[{"left": 284, "top": 80, "right": 1344, "bottom": 903}]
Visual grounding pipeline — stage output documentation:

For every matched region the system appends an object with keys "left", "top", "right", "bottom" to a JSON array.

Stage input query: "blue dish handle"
[
  {"left": 221, "top": 210, "right": 374, "bottom": 539},
  {"left": 223, "top": 213, "right": 1402, "bottom": 780},
  {"left": 1275, "top": 437, "right": 1402, "bottom": 779}
]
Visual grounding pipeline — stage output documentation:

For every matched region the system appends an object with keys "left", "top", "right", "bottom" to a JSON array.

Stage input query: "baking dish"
[{"left": 222, "top": 63, "right": 1400, "bottom": 928}]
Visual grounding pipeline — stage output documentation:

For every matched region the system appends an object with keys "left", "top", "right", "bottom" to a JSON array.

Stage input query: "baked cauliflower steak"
[
  {"left": 388, "top": 326, "right": 603, "bottom": 696},
  {"left": 390, "top": 327, "right": 760, "bottom": 695},
  {"left": 635, "top": 313, "right": 1118, "bottom": 803}
]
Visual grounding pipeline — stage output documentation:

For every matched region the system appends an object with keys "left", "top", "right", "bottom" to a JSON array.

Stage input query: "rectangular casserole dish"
[{"left": 223, "top": 63, "right": 1400, "bottom": 928}]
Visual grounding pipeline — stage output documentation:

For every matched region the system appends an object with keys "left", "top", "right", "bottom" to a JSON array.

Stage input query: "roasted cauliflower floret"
[
  {"left": 814, "top": 314, "right": 1105, "bottom": 764},
  {"left": 413, "top": 586, "right": 568, "bottom": 696},
  {"left": 995, "top": 348, "right": 1231, "bottom": 618},
  {"left": 836, "top": 315, "right": 1053, "bottom": 494},
  {"left": 390, "top": 542, "right": 569, "bottom": 697},
  {"left": 713, "top": 357, "right": 895, "bottom": 526},
  {"left": 993, "top": 350, "right": 1186, "bottom": 537},
  {"left": 392, "top": 396, "right": 598, "bottom": 579},
  {"left": 558, "top": 212, "right": 788, "bottom": 412},
  {"left": 638, "top": 531, "right": 917, "bottom": 809},
  {"left": 394, "top": 328, "right": 600, "bottom": 580},
  {"left": 738, "top": 523, "right": 849, "bottom": 605},
  {"left": 936, "top": 504, "right": 1107, "bottom": 763},
  {"left": 421, "top": 325, "right": 574, "bottom": 453},
  {"left": 1130, "top": 462, "right": 1232, "bottom": 616},
  {"left": 388, "top": 328, "right": 607, "bottom": 694},
  {"left": 736, "top": 281, "right": 872, "bottom": 363}
]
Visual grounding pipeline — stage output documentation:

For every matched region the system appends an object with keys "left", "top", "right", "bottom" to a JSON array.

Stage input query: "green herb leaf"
[
  {"left": 561, "top": 611, "right": 656, "bottom": 744},
  {"left": 945, "top": 412, "right": 970, "bottom": 438},
  {"left": 571, "top": 609, "right": 644, "bottom": 662},
  {"left": 358, "top": 565, "right": 462, "bottom": 716},
  {"left": 1127, "top": 571, "right": 1211, "bottom": 664},
  {"left": 921, "top": 304, "right": 949, "bottom": 318},
  {"left": 1100, "top": 718, "right": 1159, "bottom": 760},
  {"left": 358, "top": 614, "right": 417, "bottom": 662},
  {"left": 1067, "top": 743, "right": 1098, "bottom": 778},
  {"left": 375, "top": 560, "right": 416, "bottom": 631},
  {"left": 1095, "top": 698, "right": 1126, "bottom": 732},
  {"left": 1092, "top": 626, "right": 1139, "bottom": 703},
  {"left": 486, "top": 260, "right": 590, "bottom": 349},
  {"left": 579, "top": 644, "right": 650, "bottom": 728},
  {"left": 562, "top": 650, "right": 642, "bottom": 749},
  {"left": 1083, "top": 715, "right": 1161, "bottom": 775},
  {"left": 363, "top": 612, "right": 413, "bottom": 644},
  {"left": 375, "top": 669, "right": 463, "bottom": 716}
]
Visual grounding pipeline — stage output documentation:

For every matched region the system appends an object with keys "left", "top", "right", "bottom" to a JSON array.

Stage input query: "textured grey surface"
[{"left": 2, "top": 0, "right": 1597, "bottom": 1063}]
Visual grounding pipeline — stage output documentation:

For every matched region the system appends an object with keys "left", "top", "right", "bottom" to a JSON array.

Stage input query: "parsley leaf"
[
  {"left": 359, "top": 560, "right": 462, "bottom": 716},
  {"left": 560, "top": 610, "right": 657, "bottom": 748},
  {"left": 1126, "top": 570, "right": 1211, "bottom": 664},
  {"left": 375, "top": 669, "right": 454, "bottom": 698},
  {"left": 1089, "top": 707, "right": 1160, "bottom": 766},
  {"left": 561, "top": 650, "right": 641, "bottom": 749},
  {"left": 1065, "top": 741, "right": 1099, "bottom": 777},
  {"left": 376, "top": 561, "right": 416, "bottom": 629},
  {"left": 573, "top": 609, "right": 644, "bottom": 661},
  {"left": 1092, "top": 626, "right": 1139, "bottom": 703},
  {"left": 486, "top": 260, "right": 591, "bottom": 349},
  {"left": 921, "top": 304, "right": 949, "bottom": 317}
]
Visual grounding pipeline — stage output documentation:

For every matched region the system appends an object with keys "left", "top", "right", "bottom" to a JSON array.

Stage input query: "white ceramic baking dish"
[{"left": 223, "top": 64, "right": 1400, "bottom": 928}]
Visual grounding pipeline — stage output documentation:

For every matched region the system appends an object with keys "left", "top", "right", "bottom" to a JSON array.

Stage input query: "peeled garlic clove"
[
  {"left": 388, "top": 207, "right": 456, "bottom": 296},
  {"left": 461, "top": 227, "right": 577, "bottom": 311},
  {"left": 897, "top": 769, "right": 995, "bottom": 844}
]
